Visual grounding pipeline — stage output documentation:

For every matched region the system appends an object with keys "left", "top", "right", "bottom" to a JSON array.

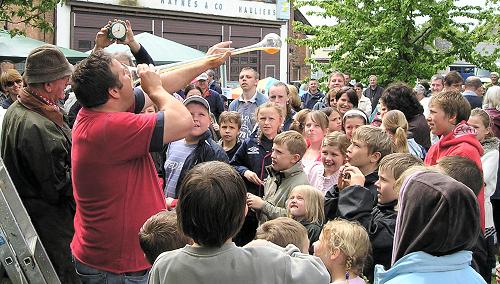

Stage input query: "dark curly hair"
[{"left": 380, "top": 82, "right": 423, "bottom": 120}]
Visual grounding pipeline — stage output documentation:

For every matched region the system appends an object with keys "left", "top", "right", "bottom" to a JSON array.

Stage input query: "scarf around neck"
[{"left": 18, "top": 88, "right": 64, "bottom": 127}]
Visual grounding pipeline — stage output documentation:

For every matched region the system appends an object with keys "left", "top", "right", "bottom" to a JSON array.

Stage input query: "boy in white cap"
[{"left": 163, "top": 95, "right": 228, "bottom": 204}]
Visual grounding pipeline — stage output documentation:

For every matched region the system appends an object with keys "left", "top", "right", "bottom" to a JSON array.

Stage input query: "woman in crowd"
[
  {"left": 335, "top": 87, "right": 359, "bottom": 117},
  {"left": 0, "top": 69, "right": 23, "bottom": 109},
  {"left": 379, "top": 83, "right": 431, "bottom": 149},
  {"left": 483, "top": 86, "right": 500, "bottom": 247}
]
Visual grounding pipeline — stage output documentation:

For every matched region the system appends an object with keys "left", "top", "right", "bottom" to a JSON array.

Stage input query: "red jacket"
[{"left": 425, "top": 121, "right": 485, "bottom": 230}]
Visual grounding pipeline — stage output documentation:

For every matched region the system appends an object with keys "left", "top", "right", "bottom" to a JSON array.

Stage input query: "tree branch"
[{"left": 411, "top": 25, "right": 432, "bottom": 45}]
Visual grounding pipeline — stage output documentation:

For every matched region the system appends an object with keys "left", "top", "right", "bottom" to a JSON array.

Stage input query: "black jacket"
[
  {"left": 230, "top": 131, "right": 273, "bottom": 196},
  {"left": 324, "top": 171, "right": 379, "bottom": 218},
  {"left": 324, "top": 184, "right": 396, "bottom": 281},
  {"left": 302, "top": 221, "right": 322, "bottom": 254},
  {"left": 205, "top": 89, "right": 225, "bottom": 122},
  {"left": 363, "top": 85, "right": 384, "bottom": 111}
]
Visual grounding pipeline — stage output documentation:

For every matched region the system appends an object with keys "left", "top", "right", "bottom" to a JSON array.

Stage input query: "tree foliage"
[
  {"left": 292, "top": 0, "right": 500, "bottom": 85},
  {"left": 0, "top": 0, "right": 63, "bottom": 36}
]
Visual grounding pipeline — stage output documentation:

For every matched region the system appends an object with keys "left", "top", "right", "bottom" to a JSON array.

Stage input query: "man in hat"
[
  {"left": 0, "top": 45, "right": 78, "bottom": 282},
  {"left": 194, "top": 72, "right": 225, "bottom": 121}
]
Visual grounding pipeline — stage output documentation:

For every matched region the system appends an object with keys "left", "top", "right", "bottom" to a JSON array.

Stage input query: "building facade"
[{"left": 56, "top": 0, "right": 294, "bottom": 84}]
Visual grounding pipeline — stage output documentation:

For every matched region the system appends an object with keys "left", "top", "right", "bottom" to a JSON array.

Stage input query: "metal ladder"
[{"left": 0, "top": 158, "right": 60, "bottom": 284}]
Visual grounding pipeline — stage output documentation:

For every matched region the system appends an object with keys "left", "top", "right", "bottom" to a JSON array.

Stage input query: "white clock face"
[{"left": 111, "top": 23, "right": 126, "bottom": 39}]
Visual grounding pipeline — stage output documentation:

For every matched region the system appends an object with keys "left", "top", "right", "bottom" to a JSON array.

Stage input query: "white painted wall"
[{"left": 56, "top": 3, "right": 71, "bottom": 48}]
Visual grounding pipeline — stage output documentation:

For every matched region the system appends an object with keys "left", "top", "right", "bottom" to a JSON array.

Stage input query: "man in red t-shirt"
[{"left": 70, "top": 46, "right": 229, "bottom": 282}]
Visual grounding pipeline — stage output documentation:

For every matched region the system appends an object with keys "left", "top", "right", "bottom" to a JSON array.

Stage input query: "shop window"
[
  {"left": 265, "top": 65, "right": 276, "bottom": 79},
  {"left": 78, "top": 40, "right": 92, "bottom": 50}
]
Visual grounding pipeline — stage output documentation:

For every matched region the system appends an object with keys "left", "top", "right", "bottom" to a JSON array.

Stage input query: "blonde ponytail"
[
  {"left": 382, "top": 110, "right": 410, "bottom": 154},
  {"left": 393, "top": 126, "right": 409, "bottom": 153}
]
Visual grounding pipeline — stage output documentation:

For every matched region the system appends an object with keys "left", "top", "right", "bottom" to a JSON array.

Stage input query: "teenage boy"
[
  {"left": 424, "top": 90, "right": 485, "bottom": 230},
  {"left": 247, "top": 130, "right": 309, "bottom": 224},
  {"left": 218, "top": 111, "right": 242, "bottom": 160},
  {"left": 139, "top": 210, "right": 191, "bottom": 264},
  {"left": 325, "top": 126, "right": 394, "bottom": 218},
  {"left": 149, "top": 161, "right": 330, "bottom": 284},
  {"left": 329, "top": 153, "right": 423, "bottom": 282},
  {"left": 163, "top": 96, "right": 229, "bottom": 201}
]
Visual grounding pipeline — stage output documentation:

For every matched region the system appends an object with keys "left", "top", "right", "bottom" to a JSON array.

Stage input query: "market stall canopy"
[
  {"left": 91, "top": 32, "right": 206, "bottom": 65},
  {"left": 0, "top": 30, "right": 88, "bottom": 63}
]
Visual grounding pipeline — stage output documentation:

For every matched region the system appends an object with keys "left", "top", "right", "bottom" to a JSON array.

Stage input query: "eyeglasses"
[{"left": 5, "top": 80, "right": 22, "bottom": 87}]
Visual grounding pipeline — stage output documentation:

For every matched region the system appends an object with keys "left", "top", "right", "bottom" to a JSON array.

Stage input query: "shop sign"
[{"left": 76, "top": 0, "right": 284, "bottom": 21}]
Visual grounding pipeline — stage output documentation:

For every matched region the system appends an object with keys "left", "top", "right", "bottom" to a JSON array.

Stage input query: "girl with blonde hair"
[
  {"left": 303, "top": 132, "right": 350, "bottom": 194},
  {"left": 230, "top": 102, "right": 284, "bottom": 245},
  {"left": 287, "top": 185, "right": 325, "bottom": 253},
  {"left": 381, "top": 109, "right": 425, "bottom": 159},
  {"left": 468, "top": 108, "right": 499, "bottom": 262},
  {"left": 314, "top": 219, "right": 371, "bottom": 283}
]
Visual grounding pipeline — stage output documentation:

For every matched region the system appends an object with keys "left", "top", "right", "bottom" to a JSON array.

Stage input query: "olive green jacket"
[
  {"left": 1, "top": 101, "right": 73, "bottom": 209},
  {"left": 259, "top": 162, "right": 309, "bottom": 224}
]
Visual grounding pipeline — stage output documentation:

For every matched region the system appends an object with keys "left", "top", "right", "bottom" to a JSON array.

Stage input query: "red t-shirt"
[{"left": 71, "top": 108, "right": 166, "bottom": 273}]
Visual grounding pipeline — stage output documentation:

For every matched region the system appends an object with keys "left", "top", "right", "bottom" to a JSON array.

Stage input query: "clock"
[{"left": 108, "top": 21, "right": 127, "bottom": 41}]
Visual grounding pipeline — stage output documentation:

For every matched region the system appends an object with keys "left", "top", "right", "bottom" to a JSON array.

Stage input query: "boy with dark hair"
[
  {"left": 424, "top": 90, "right": 485, "bottom": 230},
  {"left": 436, "top": 156, "right": 491, "bottom": 282},
  {"left": 163, "top": 96, "right": 229, "bottom": 202},
  {"left": 148, "top": 161, "right": 330, "bottom": 283},
  {"left": 325, "top": 153, "right": 423, "bottom": 282},
  {"left": 247, "top": 130, "right": 309, "bottom": 224},
  {"left": 139, "top": 211, "right": 191, "bottom": 264},
  {"left": 444, "top": 71, "right": 464, "bottom": 91},
  {"left": 255, "top": 217, "right": 310, "bottom": 254},
  {"left": 325, "top": 125, "right": 394, "bottom": 218},
  {"left": 218, "top": 111, "right": 242, "bottom": 160}
]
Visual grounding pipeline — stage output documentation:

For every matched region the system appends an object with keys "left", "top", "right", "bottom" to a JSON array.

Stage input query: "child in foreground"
[
  {"left": 314, "top": 219, "right": 371, "bottom": 284},
  {"left": 139, "top": 210, "right": 191, "bottom": 264},
  {"left": 374, "top": 170, "right": 484, "bottom": 284},
  {"left": 148, "top": 161, "right": 330, "bottom": 284},
  {"left": 255, "top": 217, "right": 309, "bottom": 254},
  {"left": 287, "top": 185, "right": 325, "bottom": 253},
  {"left": 329, "top": 153, "right": 423, "bottom": 282},
  {"left": 247, "top": 130, "right": 309, "bottom": 224}
]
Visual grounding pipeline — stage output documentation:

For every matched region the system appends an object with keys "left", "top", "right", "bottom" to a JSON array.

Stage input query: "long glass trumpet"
[{"left": 129, "top": 33, "right": 281, "bottom": 82}]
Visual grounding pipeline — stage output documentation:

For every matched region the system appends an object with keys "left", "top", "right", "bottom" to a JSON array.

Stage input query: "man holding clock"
[{"left": 70, "top": 21, "right": 232, "bottom": 283}]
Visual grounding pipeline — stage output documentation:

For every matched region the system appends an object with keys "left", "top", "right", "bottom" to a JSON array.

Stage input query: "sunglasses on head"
[{"left": 5, "top": 80, "right": 22, "bottom": 87}]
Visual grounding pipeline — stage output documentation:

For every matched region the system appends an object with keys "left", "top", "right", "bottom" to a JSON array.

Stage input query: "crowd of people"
[{"left": 1, "top": 19, "right": 500, "bottom": 284}]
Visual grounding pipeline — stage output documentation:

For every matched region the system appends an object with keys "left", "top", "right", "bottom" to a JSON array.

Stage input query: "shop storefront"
[{"left": 57, "top": 0, "right": 290, "bottom": 83}]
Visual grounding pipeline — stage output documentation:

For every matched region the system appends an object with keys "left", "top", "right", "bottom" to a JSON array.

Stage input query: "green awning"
[
  {"left": 89, "top": 32, "right": 206, "bottom": 65},
  {"left": 0, "top": 30, "right": 88, "bottom": 63}
]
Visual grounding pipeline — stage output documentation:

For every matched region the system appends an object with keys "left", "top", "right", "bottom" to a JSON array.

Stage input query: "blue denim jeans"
[{"left": 73, "top": 256, "right": 149, "bottom": 284}]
